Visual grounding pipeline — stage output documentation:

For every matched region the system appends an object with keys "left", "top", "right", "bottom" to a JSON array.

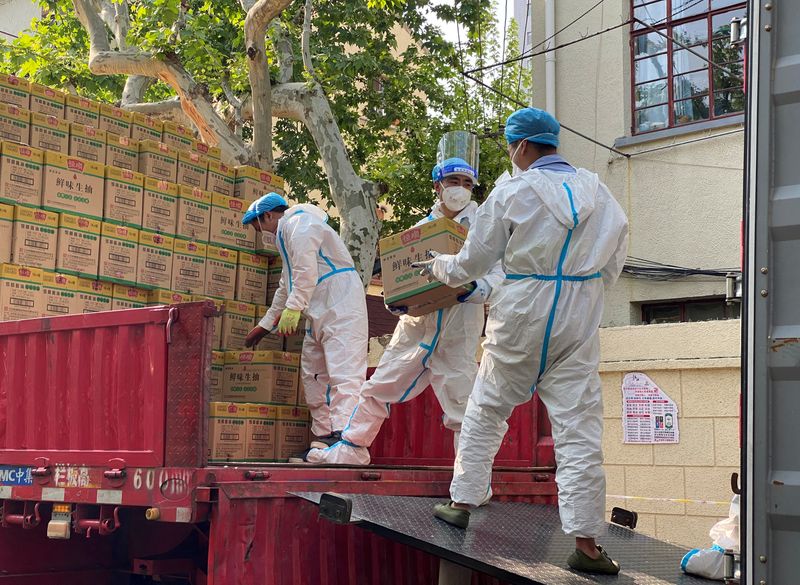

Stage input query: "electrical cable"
[
  {"left": 453, "top": 0, "right": 473, "bottom": 131},
  {"left": 498, "top": 0, "right": 509, "bottom": 124},
  {"left": 516, "top": 0, "right": 530, "bottom": 99},
  {"left": 627, "top": 128, "right": 744, "bottom": 157},
  {"left": 0, "top": 29, "right": 19, "bottom": 39},
  {"left": 622, "top": 256, "right": 739, "bottom": 281}
]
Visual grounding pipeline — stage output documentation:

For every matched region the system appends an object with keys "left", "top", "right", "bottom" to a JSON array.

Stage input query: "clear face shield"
[{"left": 436, "top": 131, "right": 480, "bottom": 177}]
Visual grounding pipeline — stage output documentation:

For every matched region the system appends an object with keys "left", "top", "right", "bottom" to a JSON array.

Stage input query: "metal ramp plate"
[{"left": 294, "top": 493, "right": 710, "bottom": 585}]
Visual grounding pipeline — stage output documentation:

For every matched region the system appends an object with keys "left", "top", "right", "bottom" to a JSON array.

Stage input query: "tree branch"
[
  {"left": 270, "top": 22, "right": 294, "bottom": 84},
  {"left": 221, "top": 77, "right": 244, "bottom": 138},
  {"left": 244, "top": 0, "right": 291, "bottom": 170},
  {"left": 122, "top": 97, "right": 193, "bottom": 126},
  {"left": 72, "top": 0, "right": 250, "bottom": 164},
  {"left": 121, "top": 75, "right": 152, "bottom": 106},
  {"left": 301, "top": 0, "right": 317, "bottom": 80},
  {"left": 271, "top": 82, "right": 380, "bottom": 282}
]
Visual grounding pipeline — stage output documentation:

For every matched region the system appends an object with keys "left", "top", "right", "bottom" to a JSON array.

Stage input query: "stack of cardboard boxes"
[{"left": 0, "top": 75, "right": 310, "bottom": 463}]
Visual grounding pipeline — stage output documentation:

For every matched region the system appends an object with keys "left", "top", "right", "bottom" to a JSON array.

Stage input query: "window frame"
[
  {"left": 629, "top": 0, "right": 747, "bottom": 135},
  {"left": 640, "top": 297, "right": 741, "bottom": 324}
]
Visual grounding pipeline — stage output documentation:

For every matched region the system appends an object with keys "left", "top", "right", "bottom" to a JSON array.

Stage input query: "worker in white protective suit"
[
  {"left": 416, "top": 108, "right": 629, "bottom": 575},
  {"left": 305, "top": 158, "right": 505, "bottom": 466},
  {"left": 242, "top": 193, "right": 369, "bottom": 463}
]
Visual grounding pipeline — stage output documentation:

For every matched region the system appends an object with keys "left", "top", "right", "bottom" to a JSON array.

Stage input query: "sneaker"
[
  {"left": 310, "top": 431, "right": 341, "bottom": 450},
  {"left": 433, "top": 501, "right": 470, "bottom": 529},
  {"left": 567, "top": 546, "right": 621, "bottom": 575},
  {"left": 288, "top": 449, "right": 314, "bottom": 463}
]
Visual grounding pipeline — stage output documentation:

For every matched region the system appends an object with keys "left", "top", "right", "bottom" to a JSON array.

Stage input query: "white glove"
[
  {"left": 411, "top": 250, "right": 440, "bottom": 279},
  {"left": 458, "top": 278, "right": 492, "bottom": 304}
]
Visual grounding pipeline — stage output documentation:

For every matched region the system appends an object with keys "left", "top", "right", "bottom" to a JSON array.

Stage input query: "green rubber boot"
[
  {"left": 567, "top": 546, "right": 621, "bottom": 575},
  {"left": 433, "top": 501, "right": 470, "bottom": 529}
]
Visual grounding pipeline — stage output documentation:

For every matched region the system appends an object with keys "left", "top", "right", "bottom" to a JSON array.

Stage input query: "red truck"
[{"left": 0, "top": 301, "right": 554, "bottom": 584}]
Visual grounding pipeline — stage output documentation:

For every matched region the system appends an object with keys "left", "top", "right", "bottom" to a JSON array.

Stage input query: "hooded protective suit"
[
  {"left": 259, "top": 204, "right": 368, "bottom": 440},
  {"left": 305, "top": 201, "right": 504, "bottom": 465},
  {"left": 429, "top": 165, "right": 628, "bottom": 538}
]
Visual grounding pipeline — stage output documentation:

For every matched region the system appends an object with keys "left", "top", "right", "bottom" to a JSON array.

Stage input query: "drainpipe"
[{"left": 544, "top": 0, "right": 556, "bottom": 116}]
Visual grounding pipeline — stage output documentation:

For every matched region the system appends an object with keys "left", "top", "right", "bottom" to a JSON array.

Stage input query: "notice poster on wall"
[{"left": 622, "top": 372, "right": 679, "bottom": 444}]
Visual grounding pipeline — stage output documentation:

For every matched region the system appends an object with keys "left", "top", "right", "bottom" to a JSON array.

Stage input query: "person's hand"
[
  {"left": 277, "top": 308, "right": 302, "bottom": 335},
  {"left": 245, "top": 325, "right": 268, "bottom": 348},
  {"left": 457, "top": 279, "right": 492, "bottom": 304},
  {"left": 411, "top": 250, "right": 441, "bottom": 278},
  {"left": 387, "top": 305, "right": 408, "bottom": 316}
]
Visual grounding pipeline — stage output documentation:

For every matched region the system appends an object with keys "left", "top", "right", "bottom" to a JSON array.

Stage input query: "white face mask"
[
  {"left": 441, "top": 185, "right": 472, "bottom": 212},
  {"left": 256, "top": 216, "right": 274, "bottom": 247},
  {"left": 510, "top": 141, "right": 526, "bottom": 176}
]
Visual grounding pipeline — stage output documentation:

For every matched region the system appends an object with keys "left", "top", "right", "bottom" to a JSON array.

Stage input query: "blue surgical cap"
[
  {"left": 504, "top": 107, "right": 560, "bottom": 147},
  {"left": 431, "top": 157, "right": 478, "bottom": 183},
  {"left": 242, "top": 193, "right": 289, "bottom": 225}
]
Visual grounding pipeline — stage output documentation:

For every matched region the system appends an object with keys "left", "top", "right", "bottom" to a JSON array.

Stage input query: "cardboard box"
[
  {"left": 41, "top": 270, "right": 78, "bottom": 316},
  {"left": 171, "top": 238, "right": 206, "bottom": 294},
  {"left": 222, "top": 350, "right": 300, "bottom": 404},
  {"left": 255, "top": 304, "right": 282, "bottom": 351},
  {"left": 194, "top": 295, "right": 224, "bottom": 350},
  {"left": 161, "top": 120, "right": 193, "bottom": 151},
  {"left": 147, "top": 289, "right": 189, "bottom": 306},
  {"left": 29, "top": 113, "right": 69, "bottom": 153},
  {"left": 28, "top": 83, "right": 65, "bottom": 117},
  {"left": 11, "top": 206, "right": 58, "bottom": 270},
  {"left": 99, "top": 222, "right": 139, "bottom": 285},
  {"left": 207, "top": 402, "right": 247, "bottom": 463},
  {"left": 98, "top": 104, "right": 132, "bottom": 137},
  {"left": 206, "top": 160, "right": 234, "bottom": 198},
  {"left": 234, "top": 165, "right": 285, "bottom": 200},
  {"left": 176, "top": 185, "right": 211, "bottom": 242},
  {"left": 65, "top": 95, "right": 100, "bottom": 127},
  {"left": 106, "top": 133, "right": 139, "bottom": 171},
  {"left": 74, "top": 277, "right": 112, "bottom": 313},
  {"left": 0, "top": 102, "right": 30, "bottom": 144},
  {"left": 42, "top": 151, "right": 104, "bottom": 220},
  {"left": 0, "top": 74, "right": 30, "bottom": 108},
  {"left": 0, "top": 141, "right": 42, "bottom": 208},
  {"left": 111, "top": 283, "right": 148, "bottom": 310},
  {"left": 138, "top": 140, "right": 177, "bottom": 183},
  {"left": 210, "top": 193, "right": 255, "bottom": 253},
  {"left": 130, "top": 112, "right": 163, "bottom": 142},
  {"left": 104, "top": 166, "right": 144, "bottom": 227},
  {"left": 275, "top": 406, "right": 310, "bottom": 460},
  {"left": 220, "top": 299, "right": 254, "bottom": 350},
  {"left": 69, "top": 123, "right": 107, "bottom": 164},
  {"left": 176, "top": 150, "right": 208, "bottom": 189},
  {"left": 192, "top": 139, "right": 221, "bottom": 161},
  {"left": 379, "top": 217, "right": 469, "bottom": 316},
  {"left": 136, "top": 230, "right": 174, "bottom": 290},
  {"left": 56, "top": 213, "right": 101, "bottom": 278},
  {"left": 244, "top": 403, "right": 277, "bottom": 462},
  {"left": 0, "top": 203, "right": 12, "bottom": 263},
  {"left": 208, "top": 351, "right": 225, "bottom": 401},
  {"left": 0, "top": 264, "right": 43, "bottom": 320},
  {"left": 234, "top": 251, "right": 269, "bottom": 304},
  {"left": 204, "top": 245, "right": 237, "bottom": 300},
  {"left": 142, "top": 177, "right": 178, "bottom": 234}
]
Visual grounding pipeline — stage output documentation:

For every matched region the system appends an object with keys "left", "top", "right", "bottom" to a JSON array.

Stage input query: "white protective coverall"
[
  {"left": 259, "top": 204, "right": 368, "bottom": 438},
  {"left": 317, "top": 201, "right": 505, "bottom": 463},
  {"left": 429, "top": 166, "right": 628, "bottom": 538}
]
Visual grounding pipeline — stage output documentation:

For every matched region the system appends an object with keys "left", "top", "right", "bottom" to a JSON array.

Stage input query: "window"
[
  {"left": 631, "top": 1, "right": 746, "bottom": 134},
  {"left": 641, "top": 297, "right": 740, "bottom": 324}
]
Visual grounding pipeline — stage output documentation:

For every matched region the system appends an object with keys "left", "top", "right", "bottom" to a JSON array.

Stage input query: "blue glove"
[
  {"left": 457, "top": 278, "right": 492, "bottom": 304},
  {"left": 387, "top": 305, "right": 408, "bottom": 316}
]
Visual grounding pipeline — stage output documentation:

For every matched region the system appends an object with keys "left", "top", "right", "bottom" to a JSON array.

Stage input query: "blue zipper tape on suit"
[{"left": 398, "top": 308, "right": 444, "bottom": 403}]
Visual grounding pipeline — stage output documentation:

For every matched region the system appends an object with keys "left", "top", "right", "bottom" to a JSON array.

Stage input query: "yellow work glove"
[{"left": 277, "top": 308, "right": 302, "bottom": 335}]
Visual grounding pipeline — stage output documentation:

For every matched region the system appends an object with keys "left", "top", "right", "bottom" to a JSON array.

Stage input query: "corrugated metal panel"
[
  {"left": 208, "top": 493, "right": 554, "bottom": 585},
  {"left": 369, "top": 379, "right": 552, "bottom": 468},
  {"left": 0, "top": 307, "right": 173, "bottom": 468}
]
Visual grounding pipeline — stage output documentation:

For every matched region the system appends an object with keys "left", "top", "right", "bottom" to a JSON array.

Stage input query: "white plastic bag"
[{"left": 681, "top": 496, "right": 739, "bottom": 580}]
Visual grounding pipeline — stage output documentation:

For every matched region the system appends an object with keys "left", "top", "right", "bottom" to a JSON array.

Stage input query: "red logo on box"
[
  {"left": 119, "top": 136, "right": 130, "bottom": 146},
  {"left": 91, "top": 281, "right": 103, "bottom": 291},
  {"left": 9, "top": 105, "right": 19, "bottom": 115},
  {"left": 190, "top": 153, "right": 200, "bottom": 163},
  {"left": 68, "top": 159, "right": 84, "bottom": 172},
  {"left": 172, "top": 293, "right": 182, "bottom": 302},
  {"left": 159, "top": 143, "right": 169, "bottom": 153},
  {"left": 8, "top": 76, "right": 19, "bottom": 86},
  {"left": 86, "top": 126, "right": 96, "bottom": 137},
  {"left": 19, "top": 268, "right": 31, "bottom": 277},
  {"left": 56, "top": 275, "right": 67, "bottom": 285},
  {"left": 18, "top": 146, "right": 30, "bottom": 156},
  {"left": 158, "top": 180, "right": 168, "bottom": 190},
  {"left": 188, "top": 242, "right": 197, "bottom": 252},
  {"left": 34, "top": 211, "right": 47, "bottom": 221},
  {"left": 227, "top": 404, "right": 238, "bottom": 413},
  {"left": 78, "top": 218, "right": 89, "bottom": 228},
  {"left": 400, "top": 228, "right": 420, "bottom": 245},
  {"left": 239, "top": 352, "right": 254, "bottom": 363},
  {"left": 45, "top": 88, "right": 55, "bottom": 97},
  {"left": 80, "top": 98, "right": 90, "bottom": 107},
  {"left": 220, "top": 250, "right": 229, "bottom": 259},
  {"left": 47, "top": 116, "right": 59, "bottom": 127},
  {"left": 153, "top": 235, "right": 163, "bottom": 244},
  {"left": 261, "top": 172, "right": 271, "bottom": 184},
  {"left": 229, "top": 200, "right": 243, "bottom": 211},
  {"left": 196, "top": 143, "right": 209, "bottom": 154}
]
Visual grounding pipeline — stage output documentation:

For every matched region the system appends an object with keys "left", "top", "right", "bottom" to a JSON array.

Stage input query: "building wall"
[
  {"left": 529, "top": 0, "right": 744, "bottom": 326},
  {"left": 0, "top": 0, "right": 38, "bottom": 37},
  {"left": 599, "top": 318, "right": 740, "bottom": 547}
]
